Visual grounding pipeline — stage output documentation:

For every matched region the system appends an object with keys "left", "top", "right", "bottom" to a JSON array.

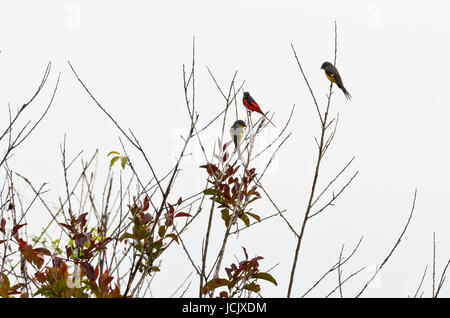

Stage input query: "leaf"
[
  {"left": 221, "top": 209, "right": 230, "bottom": 227},
  {"left": 109, "top": 156, "right": 120, "bottom": 167},
  {"left": 120, "top": 156, "right": 128, "bottom": 169},
  {"left": 158, "top": 225, "right": 166, "bottom": 238},
  {"left": 223, "top": 140, "right": 233, "bottom": 151},
  {"left": 251, "top": 272, "right": 278, "bottom": 286},
  {"left": 12, "top": 223, "right": 27, "bottom": 236},
  {"left": 1, "top": 274, "right": 10, "bottom": 291},
  {"left": 174, "top": 212, "right": 192, "bottom": 218},
  {"left": 242, "top": 246, "right": 249, "bottom": 260},
  {"left": 143, "top": 196, "right": 150, "bottom": 211},
  {"left": 243, "top": 282, "right": 261, "bottom": 293},
  {"left": 165, "top": 233, "right": 179, "bottom": 244},
  {"left": 200, "top": 164, "right": 218, "bottom": 177},
  {"left": 201, "top": 278, "right": 230, "bottom": 295},
  {"left": 246, "top": 212, "right": 261, "bottom": 222},
  {"left": 177, "top": 197, "right": 183, "bottom": 205},
  {"left": 18, "top": 239, "right": 46, "bottom": 269},
  {"left": 219, "top": 291, "right": 229, "bottom": 298},
  {"left": 239, "top": 213, "right": 250, "bottom": 227},
  {"left": 0, "top": 218, "right": 6, "bottom": 234},
  {"left": 203, "top": 188, "right": 217, "bottom": 196},
  {"left": 34, "top": 247, "right": 51, "bottom": 256},
  {"left": 222, "top": 152, "right": 229, "bottom": 162},
  {"left": 77, "top": 212, "right": 88, "bottom": 228},
  {"left": 59, "top": 223, "right": 75, "bottom": 233},
  {"left": 35, "top": 272, "right": 47, "bottom": 283},
  {"left": 17, "top": 238, "right": 28, "bottom": 249},
  {"left": 80, "top": 262, "right": 96, "bottom": 281},
  {"left": 107, "top": 151, "right": 120, "bottom": 157}
]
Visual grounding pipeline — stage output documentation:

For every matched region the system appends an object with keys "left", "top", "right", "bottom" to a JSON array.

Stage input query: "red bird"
[{"left": 242, "top": 92, "right": 276, "bottom": 127}]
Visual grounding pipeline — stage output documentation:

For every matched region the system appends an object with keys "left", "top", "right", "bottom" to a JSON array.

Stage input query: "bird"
[
  {"left": 320, "top": 62, "right": 351, "bottom": 100},
  {"left": 242, "top": 92, "right": 276, "bottom": 127},
  {"left": 230, "top": 120, "right": 247, "bottom": 159}
]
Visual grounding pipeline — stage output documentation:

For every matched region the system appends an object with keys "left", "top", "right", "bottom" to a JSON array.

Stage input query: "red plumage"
[{"left": 242, "top": 92, "right": 276, "bottom": 127}]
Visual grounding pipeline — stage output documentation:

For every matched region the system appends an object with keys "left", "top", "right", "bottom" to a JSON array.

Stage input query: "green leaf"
[
  {"left": 34, "top": 286, "right": 55, "bottom": 298},
  {"left": 1, "top": 274, "right": 10, "bottom": 291},
  {"left": 246, "top": 212, "right": 261, "bottom": 222},
  {"left": 107, "top": 151, "right": 120, "bottom": 157},
  {"left": 240, "top": 213, "right": 250, "bottom": 227},
  {"left": 203, "top": 188, "right": 217, "bottom": 196},
  {"left": 221, "top": 209, "right": 230, "bottom": 227},
  {"left": 120, "top": 232, "right": 135, "bottom": 242},
  {"left": 165, "top": 233, "right": 179, "bottom": 244},
  {"left": 243, "top": 282, "right": 261, "bottom": 293},
  {"left": 110, "top": 156, "right": 120, "bottom": 167},
  {"left": 158, "top": 225, "right": 166, "bottom": 238},
  {"left": 251, "top": 272, "right": 278, "bottom": 286},
  {"left": 120, "top": 156, "right": 128, "bottom": 169}
]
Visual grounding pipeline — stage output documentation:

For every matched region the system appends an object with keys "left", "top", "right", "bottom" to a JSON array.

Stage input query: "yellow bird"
[
  {"left": 230, "top": 120, "right": 246, "bottom": 159},
  {"left": 321, "top": 61, "right": 351, "bottom": 100}
]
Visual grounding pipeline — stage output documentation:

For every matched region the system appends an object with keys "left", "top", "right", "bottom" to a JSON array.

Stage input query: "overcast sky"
[{"left": 1, "top": 1, "right": 449, "bottom": 297}]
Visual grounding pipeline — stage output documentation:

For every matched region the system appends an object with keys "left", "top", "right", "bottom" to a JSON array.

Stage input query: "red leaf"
[
  {"left": 34, "top": 248, "right": 51, "bottom": 256},
  {"left": 0, "top": 218, "right": 6, "bottom": 234},
  {"left": 174, "top": 212, "right": 192, "bottom": 218},
  {"left": 219, "top": 291, "right": 229, "bottom": 298},
  {"left": 65, "top": 246, "right": 73, "bottom": 259},
  {"left": 12, "top": 223, "right": 27, "bottom": 236},
  {"left": 77, "top": 213, "right": 88, "bottom": 227},
  {"left": 35, "top": 272, "right": 46, "bottom": 283},
  {"left": 17, "top": 238, "right": 28, "bottom": 249},
  {"left": 200, "top": 163, "right": 218, "bottom": 177},
  {"left": 242, "top": 247, "right": 248, "bottom": 260},
  {"left": 223, "top": 140, "right": 233, "bottom": 151},
  {"left": 80, "top": 262, "right": 96, "bottom": 281},
  {"left": 94, "top": 266, "right": 99, "bottom": 281},
  {"left": 143, "top": 196, "right": 150, "bottom": 211},
  {"left": 59, "top": 223, "right": 75, "bottom": 233},
  {"left": 177, "top": 197, "right": 183, "bottom": 205}
]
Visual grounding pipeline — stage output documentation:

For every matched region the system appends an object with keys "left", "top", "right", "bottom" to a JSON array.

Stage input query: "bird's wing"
[{"left": 326, "top": 65, "right": 345, "bottom": 89}]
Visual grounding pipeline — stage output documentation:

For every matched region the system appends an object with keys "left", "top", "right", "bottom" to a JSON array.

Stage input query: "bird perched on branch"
[
  {"left": 320, "top": 62, "right": 351, "bottom": 100},
  {"left": 242, "top": 92, "right": 276, "bottom": 127},
  {"left": 230, "top": 120, "right": 247, "bottom": 159}
]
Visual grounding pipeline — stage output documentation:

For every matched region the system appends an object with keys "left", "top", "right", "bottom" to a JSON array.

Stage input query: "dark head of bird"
[
  {"left": 321, "top": 61, "right": 333, "bottom": 70},
  {"left": 243, "top": 92, "right": 250, "bottom": 99},
  {"left": 232, "top": 120, "right": 247, "bottom": 129}
]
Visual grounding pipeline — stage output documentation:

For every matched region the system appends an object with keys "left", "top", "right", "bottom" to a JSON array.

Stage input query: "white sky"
[{"left": 0, "top": 0, "right": 449, "bottom": 297}]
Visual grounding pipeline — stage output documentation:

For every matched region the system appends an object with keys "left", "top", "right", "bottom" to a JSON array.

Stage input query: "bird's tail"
[
  {"left": 232, "top": 135, "right": 243, "bottom": 160},
  {"left": 236, "top": 144, "right": 242, "bottom": 161},
  {"left": 341, "top": 86, "right": 352, "bottom": 100},
  {"left": 261, "top": 112, "right": 276, "bottom": 128}
]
